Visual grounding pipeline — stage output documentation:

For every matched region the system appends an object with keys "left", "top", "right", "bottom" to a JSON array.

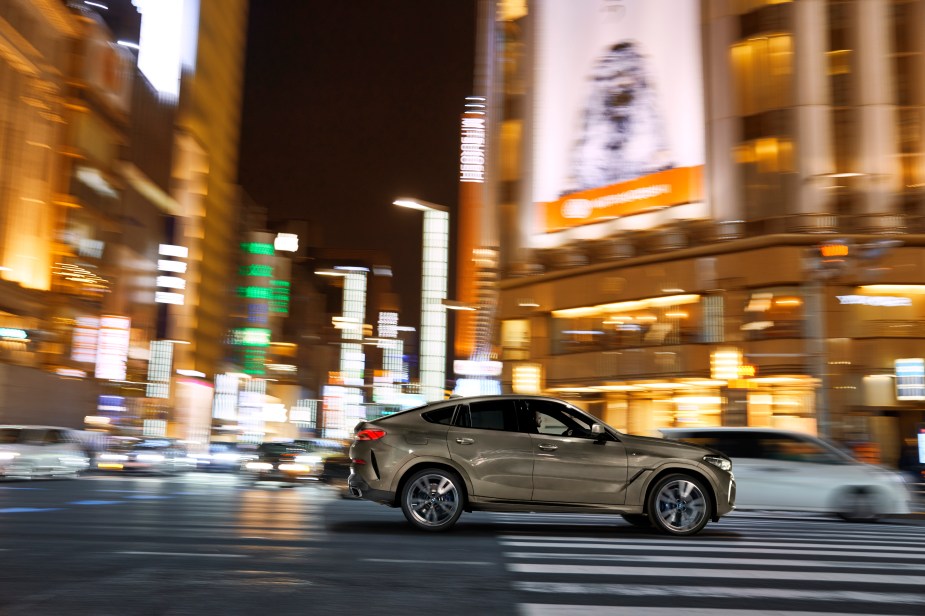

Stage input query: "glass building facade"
[{"left": 479, "top": 0, "right": 925, "bottom": 465}]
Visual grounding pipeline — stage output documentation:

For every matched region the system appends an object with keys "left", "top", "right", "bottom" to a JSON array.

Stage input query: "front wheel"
[
  {"left": 835, "top": 487, "right": 881, "bottom": 523},
  {"left": 647, "top": 473, "right": 711, "bottom": 536},
  {"left": 400, "top": 468, "right": 464, "bottom": 532}
]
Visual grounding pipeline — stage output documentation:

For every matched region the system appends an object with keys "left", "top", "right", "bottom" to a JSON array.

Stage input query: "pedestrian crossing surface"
[{"left": 488, "top": 511, "right": 925, "bottom": 616}]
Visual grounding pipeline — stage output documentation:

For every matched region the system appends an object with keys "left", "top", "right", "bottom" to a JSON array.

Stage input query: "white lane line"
[
  {"left": 115, "top": 551, "right": 246, "bottom": 558},
  {"left": 519, "top": 605, "right": 913, "bottom": 616},
  {"left": 504, "top": 552, "right": 925, "bottom": 571},
  {"left": 509, "top": 563, "right": 925, "bottom": 585},
  {"left": 362, "top": 558, "right": 492, "bottom": 565},
  {"left": 499, "top": 537, "right": 925, "bottom": 551}
]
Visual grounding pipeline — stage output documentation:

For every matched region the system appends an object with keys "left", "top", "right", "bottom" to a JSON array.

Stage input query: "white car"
[
  {"left": 659, "top": 427, "right": 911, "bottom": 521},
  {"left": 0, "top": 425, "right": 90, "bottom": 480}
]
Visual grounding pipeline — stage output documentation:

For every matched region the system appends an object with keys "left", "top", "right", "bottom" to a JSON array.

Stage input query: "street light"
[
  {"left": 315, "top": 266, "right": 369, "bottom": 438},
  {"left": 394, "top": 197, "right": 450, "bottom": 402}
]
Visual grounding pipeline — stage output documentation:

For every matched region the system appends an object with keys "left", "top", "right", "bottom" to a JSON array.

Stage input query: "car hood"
[{"left": 619, "top": 432, "right": 719, "bottom": 461}]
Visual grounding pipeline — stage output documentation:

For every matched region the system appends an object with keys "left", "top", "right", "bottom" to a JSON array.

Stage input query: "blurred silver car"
[
  {"left": 96, "top": 437, "right": 197, "bottom": 475},
  {"left": 348, "top": 395, "right": 736, "bottom": 536},
  {"left": 660, "top": 427, "right": 911, "bottom": 521},
  {"left": 0, "top": 425, "right": 89, "bottom": 480}
]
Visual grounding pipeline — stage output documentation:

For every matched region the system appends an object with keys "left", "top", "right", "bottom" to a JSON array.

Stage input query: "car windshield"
[
  {"left": 0, "top": 428, "right": 45, "bottom": 445},
  {"left": 667, "top": 431, "right": 855, "bottom": 465}
]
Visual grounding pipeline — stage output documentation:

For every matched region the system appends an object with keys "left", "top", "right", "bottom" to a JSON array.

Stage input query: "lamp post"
[{"left": 394, "top": 198, "right": 450, "bottom": 402}]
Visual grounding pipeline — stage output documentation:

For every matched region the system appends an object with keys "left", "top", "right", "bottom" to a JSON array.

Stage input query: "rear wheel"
[
  {"left": 400, "top": 468, "right": 464, "bottom": 532},
  {"left": 647, "top": 473, "right": 711, "bottom": 536}
]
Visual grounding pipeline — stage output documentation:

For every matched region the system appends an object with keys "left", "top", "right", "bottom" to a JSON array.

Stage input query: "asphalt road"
[{"left": 1, "top": 472, "right": 924, "bottom": 615}]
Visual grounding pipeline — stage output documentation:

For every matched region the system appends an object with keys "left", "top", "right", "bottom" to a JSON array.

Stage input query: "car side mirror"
[{"left": 591, "top": 423, "right": 606, "bottom": 443}]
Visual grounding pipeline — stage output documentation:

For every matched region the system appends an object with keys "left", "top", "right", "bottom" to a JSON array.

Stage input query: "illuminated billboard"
[{"left": 532, "top": 0, "right": 705, "bottom": 233}]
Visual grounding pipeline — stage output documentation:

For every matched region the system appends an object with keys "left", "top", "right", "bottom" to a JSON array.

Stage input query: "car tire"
[
  {"left": 647, "top": 473, "right": 712, "bottom": 536},
  {"left": 400, "top": 468, "right": 465, "bottom": 532},
  {"left": 835, "top": 486, "right": 881, "bottom": 523},
  {"left": 620, "top": 513, "right": 652, "bottom": 528}
]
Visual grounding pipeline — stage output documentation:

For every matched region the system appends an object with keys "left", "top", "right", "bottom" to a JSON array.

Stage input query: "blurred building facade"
[
  {"left": 0, "top": 0, "right": 255, "bottom": 445},
  {"left": 475, "top": 0, "right": 925, "bottom": 464}
]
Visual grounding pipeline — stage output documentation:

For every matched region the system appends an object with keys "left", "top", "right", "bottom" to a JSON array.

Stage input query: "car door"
[
  {"left": 446, "top": 399, "right": 534, "bottom": 500},
  {"left": 521, "top": 399, "right": 628, "bottom": 505}
]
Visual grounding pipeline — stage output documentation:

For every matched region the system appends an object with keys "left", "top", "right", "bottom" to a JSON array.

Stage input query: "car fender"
[
  {"left": 629, "top": 460, "right": 720, "bottom": 507},
  {"left": 390, "top": 455, "right": 476, "bottom": 501}
]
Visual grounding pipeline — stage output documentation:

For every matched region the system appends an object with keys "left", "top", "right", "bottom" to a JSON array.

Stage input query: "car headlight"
[
  {"left": 703, "top": 455, "right": 732, "bottom": 472},
  {"left": 245, "top": 461, "right": 273, "bottom": 471},
  {"left": 0, "top": 452, "right": 21, "bottom": 461},
  {"left": 99, "top": 453, "right": 128, "bottom": 462},
  {"left": 295, "top": 454, "right": 322, "bottom": 465},
  {"left": 136, "top": 454, "right": 165, "bottom": 463}
]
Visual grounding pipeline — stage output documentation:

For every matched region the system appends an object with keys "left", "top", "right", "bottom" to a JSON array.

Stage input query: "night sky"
[{"left": 238, "top": 1, "right": 478, "bottom": 323}]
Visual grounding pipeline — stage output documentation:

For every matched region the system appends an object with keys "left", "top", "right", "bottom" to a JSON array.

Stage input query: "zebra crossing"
[{"left": 490, "top": 512, "right": 925, "bottom": 616}]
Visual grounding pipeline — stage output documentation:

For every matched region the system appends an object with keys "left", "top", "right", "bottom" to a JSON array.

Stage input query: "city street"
[{"left": 0, "top": 473, "right": 924, "bottom": 615}]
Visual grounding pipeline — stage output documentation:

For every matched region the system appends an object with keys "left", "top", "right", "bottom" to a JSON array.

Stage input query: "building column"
[
  {"left": 704, "top": 1, "right": 743, "bottom": 228},
  {"left": 793, "top": 0, "right": 836, "bottom": 220},
  {"left": 853, "top": 0, "right": 902, "bottom": 228}
]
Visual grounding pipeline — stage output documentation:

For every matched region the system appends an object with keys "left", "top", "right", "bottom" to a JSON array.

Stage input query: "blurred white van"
[
  {"left": 0, "top": 425, "right": 90, "bottom": 480},
  {"left": 660, "top": 427, "right": 911, "bottom": 521}
]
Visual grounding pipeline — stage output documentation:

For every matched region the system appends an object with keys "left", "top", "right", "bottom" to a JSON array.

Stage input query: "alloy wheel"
[
  {"left": 401, "top": 470, "right": 463, "bottom": 531},
  {"left": 649, "top": 474, "right": 710, "bottom": 535}
]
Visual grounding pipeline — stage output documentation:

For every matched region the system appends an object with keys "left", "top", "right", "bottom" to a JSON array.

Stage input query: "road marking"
[
  {"left": 500, "top": 541, "right": 925, "bottom": 560},
  {"left": 0, "top": 486, "right": 45, "bottom": 491},
  {"left": 0, "top": 507, "right": 62, "bottom": 513},
  {"left": 362, "top": 558, "right": 492, "bottom": 566},
  {"left": 520, "top": 606, "right": 912, "bottom": 616},
  {"left": 499, "top": 537, "right": 923, "bottom": 551},
  {"left": 509, "top": 563, "right": 925, "bottom": 585},
  {"left": 69, "top": 500, "right": 124, "bottom": 506},
  {"left": 124, "top": 495, "right": 172, "bottom": 500},
  {"left": 504, "top": 552, "right": 925, "bottom": 571},
  {"left": 116, "top": 551, "right": 246, "bottom": 558}
]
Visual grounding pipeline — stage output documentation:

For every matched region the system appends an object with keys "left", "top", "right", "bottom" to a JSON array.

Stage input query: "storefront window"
[
  {"left": 551, "top": 295, "right": 702, "bottom": 354},
  {"left": 741, "top": 287, "right": 805, "bottom": 340}
]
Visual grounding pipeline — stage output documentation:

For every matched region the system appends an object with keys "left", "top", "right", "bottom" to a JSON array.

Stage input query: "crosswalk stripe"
[
  {"left": 519, "top": 605, "right": 913, "bottom": 616},
  {"left": 499, "top": 536, "right": 925, "bottom": 551},
  {"left": 503, "top": 551, "right": 925, "bottom": 570},
  {"left": 515, "top": 583, "right": 925, "bottom": 605},
  {"left": 508, "top": 563, "right": 925, "bottom": 585}
]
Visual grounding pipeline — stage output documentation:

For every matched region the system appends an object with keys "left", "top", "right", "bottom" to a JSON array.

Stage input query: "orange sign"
[{"left": 544, "top": 165, "right": 704, "bottom": 232}]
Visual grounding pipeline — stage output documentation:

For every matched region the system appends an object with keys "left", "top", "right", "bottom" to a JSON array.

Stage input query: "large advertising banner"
[{"left": 533, "top": 0, "right": 706, "bottom": 233}]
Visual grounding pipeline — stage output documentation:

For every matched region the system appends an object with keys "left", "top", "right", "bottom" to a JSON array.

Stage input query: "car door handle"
[
  {"left": 538, "top": 443, "right": 558, "bottom": 451},
  {"left": 455, "top": 438, "right": 474, "bottom": 445}
]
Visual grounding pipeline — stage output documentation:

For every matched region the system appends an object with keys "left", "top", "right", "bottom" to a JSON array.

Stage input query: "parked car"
[
  {"left": 0, "top": 425, "right": 90, "bottom": 480},
  {"left": 348, "top": 395, "right": 736, "bottom": 535},
  {"left": 95, "top": 437, "right": 197, "bottom": 475},
  {"left": 295, "top": 438, "right": 351, "bottom": 489},
  {"left": 244, "top": 441, "right": 324, "bottom": 485},
  {"left": 659, "top": 427, "right": 911, "bottom": 521},
  {"left": 190, "top": 442, "right": 257, "bottom": 472}
]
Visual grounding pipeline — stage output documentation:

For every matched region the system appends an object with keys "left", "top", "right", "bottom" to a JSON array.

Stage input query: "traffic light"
[{"left": 804, "top": 239, "right": 853, "bottom": 279}]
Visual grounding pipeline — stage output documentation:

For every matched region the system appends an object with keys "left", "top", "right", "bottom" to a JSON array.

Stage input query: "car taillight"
[{"left": 356, "top": 429, "right": 386, "bottom": 441}]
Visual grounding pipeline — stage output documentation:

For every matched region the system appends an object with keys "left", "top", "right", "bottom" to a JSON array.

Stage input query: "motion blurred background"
[{"left": 0, "top": 0, "right": 923, "bottom": 482}]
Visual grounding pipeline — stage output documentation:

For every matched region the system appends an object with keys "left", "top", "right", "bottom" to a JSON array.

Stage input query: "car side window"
[
  {"left": 458, "top": 400, "right": 519, "bottom": 432},
  {"left": 523, "top": 399, "right": 600, "bottom": 439},
  {"left": 422, "top": 406, "right": 456, "bottom": 425}
]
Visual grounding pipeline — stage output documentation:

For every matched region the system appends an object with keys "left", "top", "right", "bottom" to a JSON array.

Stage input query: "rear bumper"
[{"left": 348, "top": 472, "right": 393, "bottom": 505}]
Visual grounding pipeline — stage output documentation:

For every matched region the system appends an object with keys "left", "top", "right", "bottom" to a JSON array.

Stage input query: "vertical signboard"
[
  {"left": 95, "top": 316, "right": 131, "bottom": 380},
  {"left": 532, "top": 0, "right": 705, "bottom": 233}
]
